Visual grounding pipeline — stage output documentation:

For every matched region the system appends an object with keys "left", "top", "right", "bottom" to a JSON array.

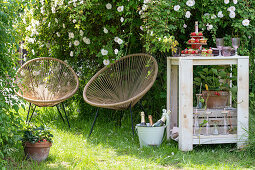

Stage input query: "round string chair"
[
  {"left": 15, "top": 57, "right": 79, "bottom": 127},
  {"left": 83, "top": 53, "right": 158, "bottom": 136}
]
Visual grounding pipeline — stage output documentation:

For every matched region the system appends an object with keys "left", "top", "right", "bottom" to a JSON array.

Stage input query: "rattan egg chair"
[
  {"left": 15, "top": 57, "right": 79, "bottom": 127},
  {"left": 83, "top": 53, "right": 158, "bottom": 136}
]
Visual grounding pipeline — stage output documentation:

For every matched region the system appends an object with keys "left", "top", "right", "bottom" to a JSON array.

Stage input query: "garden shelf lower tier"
[
  {"left": 171, "top": 108, "right": 238, "bottom": 145},
  {"left": 166, "top": 56, "right": 249, "bottom": 151}
]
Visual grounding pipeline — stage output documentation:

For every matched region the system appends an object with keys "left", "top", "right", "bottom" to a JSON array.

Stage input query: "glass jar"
[{"left": 222, "top": 46, "right": 232, "bottom": 56}]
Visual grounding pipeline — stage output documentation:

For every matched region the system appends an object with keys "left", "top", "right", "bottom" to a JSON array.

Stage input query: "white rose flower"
[
  {"left": 117, "top": 38, "right": 123, "bottom": 45},
  {"left": 56, "top": 32, "right": 60, "bottom": 37},
  {"left": 242, "top": 19, "right": 250, "bottom": 26},
  {"left": 28, "top": 38, "right": 35, "bottom": 44},
  {"left": 117, "top": 6, "right": 124, "bottom": 12},
  {"left": 120, "top": 17, "right": 124, "bottom": 23},
  {"left": 40, "top": 7, "right": 45, "bottom": 15},
  {"left": 183, "top": 24, "right": 187, "bottom": 28},
  {"left": 114, "top": 37, "right": 119, "bottom": 42},
  {"left": 142, "top": 4, "right": 148, "bottom": 11},
  {"left": 73, "top": 19, "right": 76, "bottom": 23},
  {"left": 26, "top": 25, "right": 31, "bottom": 31},
  {"left": 59, "top": 0, "right": 64, "bottom": 5},
  {"left": 185, "top": 11, "right": 191, "bottom": 18},
  {"left": 174, "top": 5, "right": 180, "bottom": 11},
  {"left": 51, "top": 7, "right": 56, "bottom": 13},
  {"left": 218, "top": 11, "right": 224, "bottom": 18},
  {"left": 229, "top": 11, "right": 235, "bottom": 18},
  {"left": 186, "top": 0, "right": 195, "bottom": 7},
  {"left": 211, "top": 14, "right": 217, "bottom": 19},
  {"left": 233, "top": 0, "right": 237, "bottom": 4},
  {"left": 103, "top": 59, "right": 110, "bottom": 66},
  {"left": 83, "top": 37, "right": 91, "bottom": 44},
  {"left": 227, "top": 6, "right": 236, "bottom": 12},
  {"left": 114, "top": 49, "right": 119, "bottom": 55},
  {"left": 101, "top": 49, "right": 108, "bottom": 56},
  {"left": 106, "top": 3, "right": 112, "bottom": 9},
  {"left": 224, "top": 0, "right": 229, "bottom": 4},
  {"left": 103, "top": 27, "right": 108, "bottom": 33},
  {"left": 74, "top": 40, "right": 80, "bottom": 46},
  {"left": 70, "top": 51, "right": 74, "bottom": 57},
  {"left": 69, "top": 32, "right": 74, "bottom": 39},
  {"left": 207, "top": 24, "right": 213, "bottom": 30},
  {"left": 63, "top": 24, "right": 65, "bottom": 28},
  {"left": 79, "top": 30, "right": 84, "bottom": 36}
]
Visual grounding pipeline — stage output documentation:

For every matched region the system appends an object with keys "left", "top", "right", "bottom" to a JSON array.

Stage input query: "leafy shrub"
[
  {"left": 22, "top": 125, "right": 53, "bottom": 144},
  {"left": 0, "top": 0, "right": 24, "bottom": 166}
]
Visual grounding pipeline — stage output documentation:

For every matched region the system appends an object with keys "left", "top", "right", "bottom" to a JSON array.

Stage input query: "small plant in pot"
[
  {"left": 22, "top": 125, "right": 53, "bottom": 162},
  {"left": 194, "top": 67, "right": 234, "bottom": 109}
]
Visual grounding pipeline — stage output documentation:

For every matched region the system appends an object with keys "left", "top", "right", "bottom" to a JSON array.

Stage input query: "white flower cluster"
[
  {"left": 217, "top": 11, "right": 224, "bottom": 18},
  {"left": 206, "top": 23, "right": 213, "bottom": 31},
  {"left": 174, "top": 5, "right": 180, "bottom": 11},
  {"left": 117, "top": 6, "right": 124, "bottom": 12},
  {"left": 242, "top": 19, "right": 250, "bottom": 26},
  {"left": 186, "top": 0, "right": 195, "bottom": 7},
  {"left": 83, "top": 37, "right": 91, "bottom": 44},
  {"left": 114, "top": 37, "right": 123, "bottom": 45},
  {"left": 185, "top": 11, "right": 191, "bottom": 18}
]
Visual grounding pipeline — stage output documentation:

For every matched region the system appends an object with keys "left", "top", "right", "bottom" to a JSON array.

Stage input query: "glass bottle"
[{"left": 140, "top": 112, "right": 146, "bottom": 127}]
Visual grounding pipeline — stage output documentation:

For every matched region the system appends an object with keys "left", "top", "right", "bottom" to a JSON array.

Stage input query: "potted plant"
[
  {"left": 194, "top": 67, "right": 233, "bottom": 109},
  {"left": 22, "top": 125, "right": 53, "bottom": 162}
]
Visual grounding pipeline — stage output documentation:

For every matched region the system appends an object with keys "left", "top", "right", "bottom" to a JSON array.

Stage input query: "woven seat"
[
  {"left": 15, "top": 57, "right": 79, "bottom": 127},
  {"left": 83, "top": 53, "right": 158, "bottom": 136},
  {"left": 16, "top": 57, "right": 79, "bottom": 107}
]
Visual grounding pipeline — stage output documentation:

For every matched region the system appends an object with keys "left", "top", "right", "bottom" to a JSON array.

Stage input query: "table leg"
[
  {"left": 167, "top": 59, "right": 171, "bottom": 139},
  {"left": 237, "top": 58, "right": 249, "bottom": 148},
  {"left": 179, "top": 59, "right": 193, "bottom": 151}
]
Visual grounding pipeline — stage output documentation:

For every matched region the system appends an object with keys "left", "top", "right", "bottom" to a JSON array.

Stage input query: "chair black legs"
[
  {"left": 61, "top": 103, "right": 70, "bottom": 128},
  {"left": 129, "top": 104, "right": 135, "bottom": 136},
  {"left": 26, "top": 103, "right": 36, "bottom": 124},
  {"left": 56, "top": 103, "right": 71, "bottom": 128},
  {"left": 88, "top": 108, "right": 99, "bottom": 137},
  {"left": 89, "top": 105, "right": 135, "bottom": 137},
  {"left": 26, "top": 103, "right": 32, "bottom": 123}
]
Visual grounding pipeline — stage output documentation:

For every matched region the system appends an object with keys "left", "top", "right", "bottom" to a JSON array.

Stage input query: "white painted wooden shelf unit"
[{"left": 166, "top": 56, "right": 249, "bottom": 151}]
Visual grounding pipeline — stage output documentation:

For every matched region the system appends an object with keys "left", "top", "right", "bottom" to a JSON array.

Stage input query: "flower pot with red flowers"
[{"left": 22, "top": 125, "right": 53, "bottom": 162}]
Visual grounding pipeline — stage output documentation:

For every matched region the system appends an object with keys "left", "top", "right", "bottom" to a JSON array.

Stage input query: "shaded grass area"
[{"left": 6, "top": 105, "right": 255, "bottom": 169}]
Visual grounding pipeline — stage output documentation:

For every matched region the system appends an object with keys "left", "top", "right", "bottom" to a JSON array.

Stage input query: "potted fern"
[{"left": 22, "top": 125, "right": 53, "bottom": 162}]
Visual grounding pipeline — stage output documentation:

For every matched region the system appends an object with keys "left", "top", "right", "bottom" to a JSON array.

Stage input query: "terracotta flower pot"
[
  {"left": 24, "top": 141, "right": 52, "bottom": 162},
  {"left": 202, "top": 91, "right": 229, "bottom": 109}
]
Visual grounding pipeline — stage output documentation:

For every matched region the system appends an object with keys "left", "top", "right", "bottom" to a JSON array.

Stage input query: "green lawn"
[{"left": 6, "top": 106, "right": 255, "bottom": 169}]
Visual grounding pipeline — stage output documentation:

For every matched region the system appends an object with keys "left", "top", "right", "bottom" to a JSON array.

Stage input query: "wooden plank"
[
  {"left": 193, "top": 134, "right": 237, "bottom": 144},
  {"left": 192, "top": 59, "right": 237, "bottom": 65},
  {"left": 168, "top": 56, "right": 249, "bottom": 60},
  {"left": 178, "top": 59, "right": 193, "bottom": 151},
  {"left": 237, "top": 58, "right": 249, "bottom": 148},
  {"left": 170, "top": 66, "right": 178, "bottom": 129},
  {"left": 166, "top": 58, "right": 171, "bottom": 140}
]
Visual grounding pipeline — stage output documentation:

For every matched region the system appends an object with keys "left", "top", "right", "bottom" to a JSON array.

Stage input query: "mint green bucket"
[{"left": 136, "top": 125, "right": 166, "bottom": 147}]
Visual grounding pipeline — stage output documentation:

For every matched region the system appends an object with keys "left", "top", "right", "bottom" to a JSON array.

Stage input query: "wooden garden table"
[{"left": 166, "top": 56, "right": 249, "bottom": 151}]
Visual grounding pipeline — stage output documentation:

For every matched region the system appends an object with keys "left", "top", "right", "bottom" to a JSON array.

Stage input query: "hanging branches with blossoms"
[
  {"left": 18, "top": 0, "right": 143, "bottom": 68},
  {"left": 140, "top": 0, "right": 254, "bottom": 54}
]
